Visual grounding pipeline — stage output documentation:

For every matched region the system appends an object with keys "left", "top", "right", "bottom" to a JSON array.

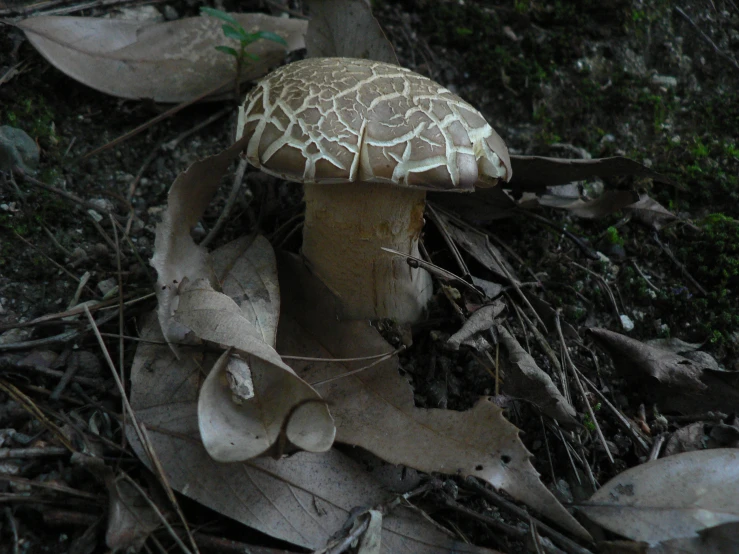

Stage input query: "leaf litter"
[
  {"left": 576, "top": 449, "right": 739, "bottom": 544},
  {"left": 18, "top": 12, "right": 307, "bottom": 102}
]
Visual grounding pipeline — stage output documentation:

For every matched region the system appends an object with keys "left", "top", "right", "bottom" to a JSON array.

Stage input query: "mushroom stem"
[{"left": 301, "top": 182, "right": 432, "bottom": 323}]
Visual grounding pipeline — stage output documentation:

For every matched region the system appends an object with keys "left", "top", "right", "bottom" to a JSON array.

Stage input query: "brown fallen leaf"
[
  {"left": 276, "top": 252, "right": 591, "bottom": 541},
  {"left": 104, "top": 472, "right": 160, "bottom": 552},
  {"left": 150, "top": 134, "right": 249, "bottom": 351},
  {"left": 588, "top": 328, "right": 707, "bottom": 390},
  {"left": 576, "top": 449, "right": 739, "bottom": 543},
  {"left": 536, "top": 190, "right": 641, "bottom": 219},
  {"left": 646, "top": 521, "right": 739, "bottom": 554},
  {"left": 439, "top": 213, "right": 519, "bottom": 283},
  {"left": 446, "top": 301, "right": 505, "bottom": 350},
  {"left": 176, "top": 276, "right": 335, "bottom": 461},
  {"left": 496, "top": 326, "right": 578, "bottom": 427},
  {"left": 18, "top": 13, "right": 307, "bottom": 102},
  {"left": 625, "top": 195, "right": 678, "bottom": 230},
  {"left": 128, "top": 314, "right": 496, "bottom": 553},
  {"left": 507, "top": 155, "right": 672, "bottom": 194},
  {"left": 305, "top": 0, "right": 398, "bottom": 64}
]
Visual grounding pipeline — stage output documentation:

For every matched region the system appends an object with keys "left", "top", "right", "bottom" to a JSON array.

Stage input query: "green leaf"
[
  {"left": 200, "top": 7, "right": 239, "bottom": 26},
  {"left": 215, "top": 45, "right": 238, "bottom": 57},
  {"left": 242, "top": 51, "right": 260, "bottom": 61},
  {"left": 222, "top": 24, "right": 247, "bottom": 42},
  {"left": 253, "top": 30, "right": 287, "bottom": 46}
]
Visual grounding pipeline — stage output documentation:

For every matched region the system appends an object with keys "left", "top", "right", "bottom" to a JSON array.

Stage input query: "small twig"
[
  {"left": 554, "top": 312, "right": 614, "bottom": 466},
  {"left": 81, "top": 78, "right": 232, "bottom": 160},
  {"left": 3, "top": 507, "right": 19, "bottom": 554},
  {"left": 11, "top": 230, "right": 82, "bottom": 284},
  {"left": 202, "top": 157, "right": 249, "bottom": 247},
  {"left": 573, "top": 366, "right": 652, "bottom": 455},
  {"left": 515, "top": 209, "right": 600, "bottom": 260},
  {"left": 464, "top": 477, "right": 594, "bottom": 553},
  {"left": 0, "top": 446, "right": 69, "bottom": 459},
  {"left": 0, "top": 379, "right": 76, "bottom": 451},
  {"left": 652, "top": 232, "right": 707, "bottom": 295},
  {"left": 309, "top": 347, "right": 405, "bottom": 386},
  {"left": 13, "top": 169, "right": 126, "bottom": 221},
  {"left": 630, "top": 260, "right": 661, "bottom": 293},
  {"left": 426, "top": 203, "right": 471, "bottom": 280},
  {"left": 571, "top": 261, "right": 622, "bottom": 321},
  {"left": 381, "top": 247, "right": 482, "bottom": 297},
  {"left": 83, "top": 306, "right": 201, "bottom": 554},
  {"left": 674, "top": 6, "right": 739, "bottom": 73}
]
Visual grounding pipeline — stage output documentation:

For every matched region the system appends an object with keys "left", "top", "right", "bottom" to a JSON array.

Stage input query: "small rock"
[
  {"left": 651, "top": 74, "right": 678, "bottom": 88},
  {"left": 0, "top": 125, "right": 40, "bottom": 174},
  {"left": 162, "top": 5, "right": 179, "bottom": 20}
]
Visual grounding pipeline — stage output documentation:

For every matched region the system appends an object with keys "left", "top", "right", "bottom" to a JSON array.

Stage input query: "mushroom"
[{"left": 237, "top": 58, "right": 511, "bottom": 323}]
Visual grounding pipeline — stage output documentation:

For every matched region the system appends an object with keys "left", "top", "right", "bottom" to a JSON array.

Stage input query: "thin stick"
[
  {"left": 83, "top": 306, "right": 200, "bottom": 554},
  {"left": 202, "top": 157, "right": 249, "bottom": 247},
  {"left": 554, "top": 312, "right": 614, "bottom": 465},
  {"left": 81, "top": 79, "right": 232, "bottom": 160},
  {"left": 309, "top": 347, "right": 404, "bottom": 387},
  {"left": 674, "top": 6, "right": 739, "bottom": 73}
]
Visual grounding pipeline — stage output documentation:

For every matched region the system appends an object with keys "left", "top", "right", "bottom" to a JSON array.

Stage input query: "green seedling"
[{"left": 201, "top": 7, "right": 287, "bottom": 99}]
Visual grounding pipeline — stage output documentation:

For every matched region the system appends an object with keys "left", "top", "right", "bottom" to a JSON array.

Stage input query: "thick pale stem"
[{"left": 301, "top": 182, "right": 432, "bottom": 323}]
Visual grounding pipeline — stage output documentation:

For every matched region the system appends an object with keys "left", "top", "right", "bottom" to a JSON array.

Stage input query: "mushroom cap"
[{"left": 238, "top": 57, "right": 511, "bottom": 191}]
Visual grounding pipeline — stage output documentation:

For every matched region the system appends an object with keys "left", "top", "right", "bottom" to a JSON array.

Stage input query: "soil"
[{"left": 0, "top": 0, "right": 738, "bottom": 552}]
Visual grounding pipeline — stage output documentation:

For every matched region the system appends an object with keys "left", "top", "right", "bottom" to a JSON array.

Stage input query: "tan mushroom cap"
[{"left": 238, "top": 57, "right": 511, "bottom": 190}]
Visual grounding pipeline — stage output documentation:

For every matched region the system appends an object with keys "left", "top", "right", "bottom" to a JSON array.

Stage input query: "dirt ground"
[{"left": 0, "top": 0, "right": 738, "bottom": 552}]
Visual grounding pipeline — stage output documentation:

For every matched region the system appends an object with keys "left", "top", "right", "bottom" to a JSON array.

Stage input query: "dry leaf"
[
  {"left": 305, "top": 0, "right": 398, "bottom": 64},
  {"left": 105, "top": 473, "right": 160, "bottom": 552},
  {"left": 447, "top": 302, "right": 505, "bottom": 350},
  {"left": 128, "top": 314, "right": 495, "bottom": 553},
  {"left": 151, "top": 135, "right": 250, "bottom": 350},
  {"left": 175, "top": 276, "right": 335, "bottom": 461},
  {"left": 276, "top": 252, "right": 591, "bottom": 541},
  {"left": 576, "top": 449, "right": 739, "bottom": 543},
  {"left": 496, "top": 326, "right": 578, "bottom": 426},
  {"left": 647, "top": 522, "right": 739, "bottom": 554},
  {"left": 536, "top": 190, "right": 641, "bottom": 219},
  {"left": 625, "top": 196, "right": 678, "bottom": 230},
  {"left": 508, "top": 156, "right": 672, "bottom": 195},
  {"left": 439, "top": 214, "right": 519, "bottom": 283},
  {"left": 428, "top": 187, "right": 516, "bottom": 223},
  {"left": 18, "top": 14, "right": 307, "bottom": 102},
  {"left": 588, "top": 328, "right": 708, "bottom": 389}
]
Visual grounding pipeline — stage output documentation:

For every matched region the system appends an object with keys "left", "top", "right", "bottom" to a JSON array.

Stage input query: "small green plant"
[
  {"left": 200, "top": 7, "right": 287, "bottom": 99},
  {"left": 605, "top": 226, "right": 624, "bottom": 246}
]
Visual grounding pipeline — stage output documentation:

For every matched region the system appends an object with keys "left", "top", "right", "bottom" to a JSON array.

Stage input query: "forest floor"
[{"left": 1, "top": 0, "right": 738, "bottom": 552}]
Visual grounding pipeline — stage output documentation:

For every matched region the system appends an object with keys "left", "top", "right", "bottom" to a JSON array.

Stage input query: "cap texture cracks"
[{"left": 238, "top": 57, "right": 511, "bottom": 189}]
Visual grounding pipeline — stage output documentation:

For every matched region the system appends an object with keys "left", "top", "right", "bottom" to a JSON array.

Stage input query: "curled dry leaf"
[
  {"left": 128, "top": 314, "right": 496, "bottom": 553},
  {"left": 588, "top": 328, "right": 707, "bottom": 390},
  {"left": 305, "top": 0, "right": 398, "bottom": 64},
  {"left": 446, "top": 301, "right": 505, "bottom": 351},
  {"left": 177, "top": 273, "right": 334, "bottom": 462},
  {"left": 276, "top": 252, "right": 591, "bottom": 541},
  {"left": 496, "top": 326, "right": 578, "bottom": 427},
  {"left": 576, "top": 449, "right": 739, "bottom": 543},
  {"left": 18, "top": 13, "right": 307, "bottom": 102},
  {"left": 151, "top": 139, "right": 332, "bottom": 462}
]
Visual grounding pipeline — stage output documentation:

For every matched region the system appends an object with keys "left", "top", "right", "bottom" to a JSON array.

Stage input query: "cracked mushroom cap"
[{"left": 237, "top": 57, "right": 511, "bottom": 189}]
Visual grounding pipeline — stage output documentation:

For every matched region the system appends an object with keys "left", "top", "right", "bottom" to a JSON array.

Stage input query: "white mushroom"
[{"left": 238, "top": 57, "right": 511, "bottom": 323}]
